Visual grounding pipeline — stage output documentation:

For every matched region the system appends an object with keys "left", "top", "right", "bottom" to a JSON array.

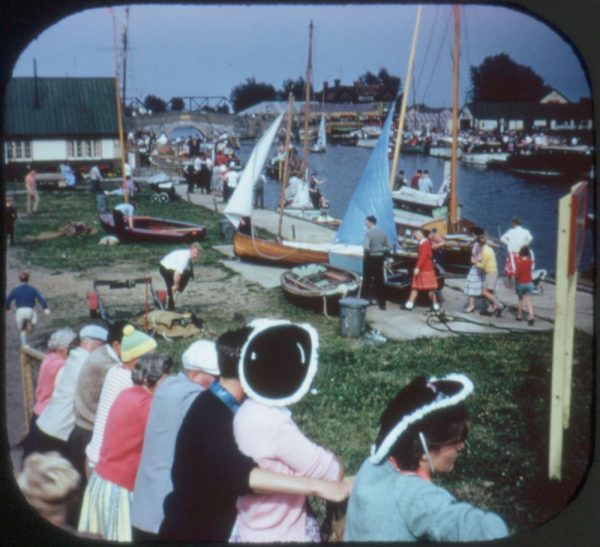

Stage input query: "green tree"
[
  {"left": 469, "top": 53, "right": 552, "bottom": 103},
  {"left": 280, "top": 76, "right": 311, "bottom": 101},
  {"left": 169, "top": 97, "right": 185, "bottom": 111},
  {"left": 143, "top": 94, "right": 167, "bottom": 113},
  {"left": 230, "top": 78, "right": 277, "bottom": 113}
]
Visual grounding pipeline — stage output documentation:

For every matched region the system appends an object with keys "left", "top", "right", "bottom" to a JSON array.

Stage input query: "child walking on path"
[{"left": 514, "top": 246, "right": 535, "bottom": 326}]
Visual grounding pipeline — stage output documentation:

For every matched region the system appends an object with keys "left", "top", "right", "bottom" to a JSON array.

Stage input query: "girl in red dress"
[{"left": 404, "top": 229, "right": 440, "bottom": 311}]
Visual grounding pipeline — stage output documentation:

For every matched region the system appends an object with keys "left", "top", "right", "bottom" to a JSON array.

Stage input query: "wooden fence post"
[{"left": 19, "top": 345, "right": 46, "bottom": 434}]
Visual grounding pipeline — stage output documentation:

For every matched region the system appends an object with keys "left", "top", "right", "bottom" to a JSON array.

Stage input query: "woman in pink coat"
[{"left": 232, "top": 319, "right": 344, "bottom": 543}]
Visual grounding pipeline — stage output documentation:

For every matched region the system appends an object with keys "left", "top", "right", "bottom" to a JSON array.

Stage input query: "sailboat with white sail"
[{"left": 311, "top": 114, "right": 327, "bottom": 154}]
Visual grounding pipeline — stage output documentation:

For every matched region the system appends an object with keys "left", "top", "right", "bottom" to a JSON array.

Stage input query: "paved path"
[{"left": 181, "top": 184, "right": 594, "bottom": 340}]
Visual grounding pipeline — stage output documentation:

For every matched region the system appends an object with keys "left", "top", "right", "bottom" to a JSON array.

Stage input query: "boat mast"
[
  {"left": 301, "top": 20, "right": 313, "bottom": 179},
  {"left": 278, "top": 93, "right": 295, "bottom": 241},
  {"left": 389, "top": 6, "right": 422, "bottom": 190},
  {"left": 449, "top": 4, "right": 460, "bottom": 228},
  {"left": 121, "top": 6, "right": 129, "bottom": 109},
  {"left": 110, "top": 9, "right": 127, "bottom": 195}
]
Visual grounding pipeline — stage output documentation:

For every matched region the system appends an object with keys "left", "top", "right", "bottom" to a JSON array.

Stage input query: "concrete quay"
[{"left": 178, "top": 184, "right": 594, "bottom": 341}]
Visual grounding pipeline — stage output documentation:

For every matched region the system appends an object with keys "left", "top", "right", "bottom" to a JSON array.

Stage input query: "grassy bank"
[{"left": 5, "top": 184, "right": 594, "bottom": 535}]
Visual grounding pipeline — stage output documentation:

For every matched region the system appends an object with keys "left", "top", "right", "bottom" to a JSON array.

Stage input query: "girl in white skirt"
[{"left": 463, "top": 227, "right": 484, "bottom": 312}]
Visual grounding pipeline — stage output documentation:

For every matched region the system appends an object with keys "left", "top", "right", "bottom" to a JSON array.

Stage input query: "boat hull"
[
  {"left": 280, "top": 263, "right": 361, "bottom": 314},
  {"left": 232, "top": 232, "right": 329, "bottom": 266},
  {"left": 99, "top": 214, "right": 206, "bottom": 244}
]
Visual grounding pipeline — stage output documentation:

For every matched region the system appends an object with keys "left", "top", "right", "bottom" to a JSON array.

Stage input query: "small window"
[
  {"left": 5, "top": 140, "right": 32, "bottom": 160},
  {"left": 67, "top": 139, "right": 101, "bottom": 159}
]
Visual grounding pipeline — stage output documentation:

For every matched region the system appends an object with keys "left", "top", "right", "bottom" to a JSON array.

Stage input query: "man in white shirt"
[
  {"left": 500, "top": 217, "right": 533, "bottom": 284},
  {"left": 159, "top": 243, "right": 202, "bottom": 310},
  {"left": 418, "top": 170, "right": 433, "bottom": 193},
  {"left": 114, "top": 202, "right": 135, "bottom": 229},
  {"left": 224, "top": 164, "right": 240, "bottom": 203}
]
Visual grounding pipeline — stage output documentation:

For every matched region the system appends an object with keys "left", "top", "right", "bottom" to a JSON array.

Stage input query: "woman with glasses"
[{"left": 344, "top": 374, "right": 508, "bottom": 542}]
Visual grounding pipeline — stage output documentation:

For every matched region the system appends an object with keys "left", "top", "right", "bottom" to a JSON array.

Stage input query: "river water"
[{"left": 236, "top": 141, "right": 595, "bottom": 275}]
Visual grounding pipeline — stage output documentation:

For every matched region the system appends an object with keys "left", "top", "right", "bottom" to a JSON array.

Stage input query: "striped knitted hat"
[{"left": 119, "top": 325, "right": 157, "bottom": 362}]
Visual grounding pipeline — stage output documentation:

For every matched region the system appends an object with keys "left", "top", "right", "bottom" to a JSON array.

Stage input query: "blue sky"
[{"left": 11, "top": 3, "right": 591, "bottom": 107}]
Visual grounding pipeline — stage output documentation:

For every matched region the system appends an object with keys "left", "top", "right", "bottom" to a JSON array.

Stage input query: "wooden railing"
[{"left": 20, "top": 345, "right": 46, "bottom": 432}]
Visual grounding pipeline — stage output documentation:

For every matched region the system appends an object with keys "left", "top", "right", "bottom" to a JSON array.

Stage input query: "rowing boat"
[
  {"left": 280, "top": 263, "right": 361, "bottom": 314},
  {"left": 99, "top": 213, "right": 206, "bottom": 244}
]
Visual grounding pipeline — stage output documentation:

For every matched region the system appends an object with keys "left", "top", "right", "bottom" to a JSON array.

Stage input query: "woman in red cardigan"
[
  {"left": 78, "top": 353, "right": 173, "bottom": 541},
  {"left": 404, "top": 229, "right": 440, "bottom": 312}
]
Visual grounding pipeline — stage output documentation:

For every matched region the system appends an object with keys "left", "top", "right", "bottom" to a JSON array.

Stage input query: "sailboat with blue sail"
[{"left": 329, "top": 100, "right": 399, "bottom": 273}]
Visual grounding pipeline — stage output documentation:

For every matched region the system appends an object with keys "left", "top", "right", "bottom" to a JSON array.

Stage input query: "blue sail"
[{"left": 334, "top": 102, "right": 397, "bottom": 247}]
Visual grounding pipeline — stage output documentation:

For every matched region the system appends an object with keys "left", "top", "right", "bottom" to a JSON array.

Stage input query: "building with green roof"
[{"left": 3, "top": 77, "right": 120, "bottom": 180}]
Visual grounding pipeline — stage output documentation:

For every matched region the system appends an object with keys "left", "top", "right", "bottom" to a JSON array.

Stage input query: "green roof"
[{"left": 4, "top": 77, "right": 119, "bottom": 137}]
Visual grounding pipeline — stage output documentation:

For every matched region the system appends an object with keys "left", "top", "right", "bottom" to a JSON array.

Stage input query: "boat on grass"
[
  {"left": 99, "top": 213, "right": 206, "bottom": 244},
  {"left": 280, "top": 263, "right": 361, "bottom": 314}
]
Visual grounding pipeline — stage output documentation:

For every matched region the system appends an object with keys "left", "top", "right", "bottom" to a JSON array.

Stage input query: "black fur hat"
[
  {"left": 370, "top": 373, "right": 474, "bottom": 464},
  {"left": 239, "top": 319, "right": 319, "bottom": 407}
]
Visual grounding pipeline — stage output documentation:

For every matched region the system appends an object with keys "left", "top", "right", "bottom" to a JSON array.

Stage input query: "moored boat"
[
  {"left": 461, "top": 142, "right": 509, "bottom": 166},
  {"left": 99, "top": 213, "right": 206, "bottom": 244},
  {"left": 500, "top": 145, "right": 594, "bottom": 177},
  {"left": 232, "top": 231, "right": 329, "bottom": 266},
  {"left": 280, "top": 263, "right": 361, "bottom": 314}
]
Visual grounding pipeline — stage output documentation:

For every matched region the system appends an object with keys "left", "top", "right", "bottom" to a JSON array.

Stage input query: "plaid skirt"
[
  {"left": 78, "top": 472, "right": 133, "bottom": 542},
  {"left": 464, "top": 266, "right": 483, "bottom": 296},
  {"left": 411, "top": 269, "right": 438, "bottom": 291}
]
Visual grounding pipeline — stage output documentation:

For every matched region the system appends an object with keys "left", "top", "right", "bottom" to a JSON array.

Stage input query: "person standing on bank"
[
  {"left": 404, "top": 229, "right": 440, "bottom": 312},
  {"left": 361, "top": 215, "right": 392, "bottom": 310},
  {"left": 477, "top": 233, "right": 504, "bottom": 316},
  {"left": 159, "top": 242, "right": 202, "bottom": 311},
  {"left": 6, "top": 194, "right": 18, "bottom": 246},
  {"left": 500, "top": 217, "right": 533, "bottom": 286},
  {"left": 25, "top": 166, "right": 39, "bottom": 214}
]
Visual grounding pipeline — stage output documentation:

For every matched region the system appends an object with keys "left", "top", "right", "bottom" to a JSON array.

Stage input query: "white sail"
[
  {"left": 311, "top": 114, "right": 327, "bottom": 152},
  {"left": 224, "top": 112, "right": 285, "bottom": 228}
]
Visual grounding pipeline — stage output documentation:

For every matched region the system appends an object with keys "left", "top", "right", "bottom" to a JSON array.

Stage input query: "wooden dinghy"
[
  {"left": 99, "top": 213, "right": 206, "bottom": 244},
  {"left": 232, "top": 231, "right": 329, "bottom": 267},
  {"left": 280, "top": 263, "right": 361, "bottom": 315}
]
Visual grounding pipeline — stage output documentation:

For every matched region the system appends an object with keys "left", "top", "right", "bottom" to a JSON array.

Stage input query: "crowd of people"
[
  {"left": 359, "top": 212, "right": 537, "bottom": 323},
  {"left": 16, "top": 314, "right": 509, "bottom": 542}
]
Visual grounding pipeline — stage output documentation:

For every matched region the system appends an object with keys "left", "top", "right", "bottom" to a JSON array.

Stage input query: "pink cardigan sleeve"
[{"left": 273, "top": 413, "right": 341, "bottom": 480}]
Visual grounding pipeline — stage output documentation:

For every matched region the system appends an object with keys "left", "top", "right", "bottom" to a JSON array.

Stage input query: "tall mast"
[
  {"left": 111, "top": 9, "right": 127, "bottom": 194},
  {"left": 449, "top": 5, "right": 460, "bottom": 228},
  {"left": 121, "top": 6, "right": 129, "bottom": 108},
  {"left": 389, "top": 6, "right": 422, "bottom": 190},
  {"left": 301, "top": 20, "right": 313, "bottom": 179},
  {"left": 278, "top": 93, "right": 295, "bottom": 240}
]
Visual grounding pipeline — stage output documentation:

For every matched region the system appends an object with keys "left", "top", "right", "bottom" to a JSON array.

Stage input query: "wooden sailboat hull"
[
  {"left": 232, "top": 231, "right": 329, "bottom": 266},
  {"left": 280, "top": 263, "right": 361, "bottom": 314},
  {"left": 100, "top": 214, "right": 206, "bottom": 244}
]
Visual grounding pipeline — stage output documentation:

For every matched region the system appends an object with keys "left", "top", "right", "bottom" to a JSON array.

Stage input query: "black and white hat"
[
  {"left": 239, "top": 319, "right": 319, "bottom": 407},
  {"left": 370, "top": 373, "right": 474, "bottom": 464}
]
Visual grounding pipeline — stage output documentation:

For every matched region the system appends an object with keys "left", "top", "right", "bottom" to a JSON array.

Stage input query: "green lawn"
[{"left": 5, "top": 184, "right": 594, "bottom": 534}]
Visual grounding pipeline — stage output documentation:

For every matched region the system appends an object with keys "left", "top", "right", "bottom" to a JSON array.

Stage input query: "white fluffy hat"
[
  {"left": 182, "top": 340, "right": 219, "bottom": 376},
  {"left": 239, "top": 319, "right": 319, "bottom": 407}
]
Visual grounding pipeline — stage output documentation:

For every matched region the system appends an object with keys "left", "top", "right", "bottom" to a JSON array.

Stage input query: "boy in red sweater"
[{"left": 514, "top": 246, "right": 535, "bottom": 326}]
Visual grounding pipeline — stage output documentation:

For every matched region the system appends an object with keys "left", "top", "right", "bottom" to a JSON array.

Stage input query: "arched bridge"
[{"left": 126, "top": 111, "right": 239, "bottom": 139}]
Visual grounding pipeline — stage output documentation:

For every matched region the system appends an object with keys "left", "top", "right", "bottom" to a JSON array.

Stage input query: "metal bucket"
[{"left": 339, "top": 297, "right": 369, "bottom": 337}]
